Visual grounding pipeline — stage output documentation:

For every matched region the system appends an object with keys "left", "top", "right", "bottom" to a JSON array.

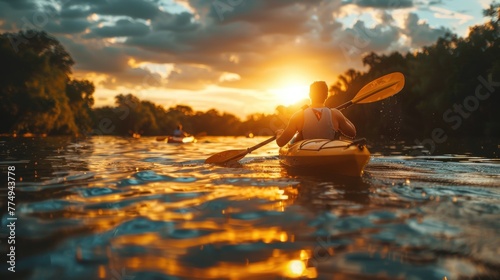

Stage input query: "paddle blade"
[
  {"left": 205, "top": 149, "right": 248, "bottom": 164},
  {"left": 353, "top": 72, "right": 405, "bottom": 104}
]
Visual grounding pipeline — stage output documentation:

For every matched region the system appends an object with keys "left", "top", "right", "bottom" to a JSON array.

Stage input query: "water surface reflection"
[{"left": 0, "top": 136, "right": 499, "bottom": 279}]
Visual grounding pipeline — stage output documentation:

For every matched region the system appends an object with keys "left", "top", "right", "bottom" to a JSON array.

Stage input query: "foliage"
[
  {"left": 0, "top": 30, "right": 94, "bottom": 135},
  {"left": 91, "top": 95, "right": 282, "bottom": 136}
]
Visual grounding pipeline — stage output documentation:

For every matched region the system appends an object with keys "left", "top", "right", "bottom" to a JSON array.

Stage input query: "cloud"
[
  {"left": 428, "top": 6, "right": 474, "bottom": 25},
  {"left": 59, "top": 6, "right": 92, "bottom": 19},
  {"left": 206, "top": 0, "right": 321, "bottom": 34},
  {"left": 87, "top": 19, "right": 150, "bottom": 38},
  {"left": 0, "top": 0, "right": 37, "bottom": 10},
  {"left": 58, "top": 36, "right": 130, "bottom": 73},
  {"left": 152, "top": 11, "right": 199, "bottom": 32},
  {"left": 376, "top": 10, "right": 395, "bottom": 24},
  {"left": 93, "top": 0, "right": 160, "bottom": 19},
  {"left": 126, "top": 2, "right": 342, "bottom": 67},
  {"left": 166, "top": 64, "right": 221, "bottom": 90},
  {"left": 63, "top": 0, "right": 161, "bottom": 19},
  {"left": 124, "top": 30, "right": 189, "bottom": 54},
  {"left": 343, "top": 0, "right": 413, "bottom": 9},
  {"left": 403, "top": 12, "right": 450, "bottom": 47},
  {"left": 99, "top": 67, "right": 164, "bottom": 90},
  {"left": 342, "top": 20, "right": 400, "bottom": 53},
  {"left": 45, "top": 18, "right": 91, "bottom": 34}
]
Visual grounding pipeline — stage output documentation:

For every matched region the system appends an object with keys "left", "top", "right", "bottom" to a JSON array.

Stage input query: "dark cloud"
[
  {"left": 60, "top": 6, "right": 92, "bottom": 18},
  {"left": 62, "top": 0, "right": 160, "bottom": 19},
  {"left": 316, "top": 1, "right": 344, "bottom": 41},
  {"left": 100, "top": 67, "right": 163, "bottom": 89},
  {"left": 0, "top": 1, "right": 48, "bottom": 31},
  {"left": 205, "top": 0, "right": 320, "bottom": 34},
  {"left": 403, "top": 12, "right": 450, "bottom": 47},
  {"left": 342, "top": 20, "right": 400, "bottom": 53},
  {"left": 87, "top": 19, "right": 150, "bottom": 38},
  {"left": 45, "top": 18, "right": 91, "bottom": 34},
  {"left": 59, "top": 37, "right": 129, "bottom": 73},
  {"left": 92, "top": 0, "right": 160, "bottom": 19},
  {"left": 0, "top": 0, "right": 37, "bottom": 10},
  {"left": 63, "top": 0, "right": 103, "bottom": 6},
  {"left": 125, "top": 30, "right": 189, "bottom": 54},
  {"left": 125, "top": 0, "right": 377, "bottom": 89},
  {"left": 377, "top": 10, "right": 394, "bottom": 24},
  {"left": 152, "top": 11, "right": 199, "bottom": 32},
  {"left": 127, "top": 1, "right": 323, "bottom": 58},
  {"left": 343, "top": 0, "right": 413, "bottom": 9}
]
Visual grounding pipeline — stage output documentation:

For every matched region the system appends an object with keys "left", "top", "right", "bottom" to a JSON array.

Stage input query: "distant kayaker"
[
  {"left": 275, "top": 81, "right": 356, "bottom": 147},
  {"left": 173, "top": 124, "right": 189, "bottom": 137}
]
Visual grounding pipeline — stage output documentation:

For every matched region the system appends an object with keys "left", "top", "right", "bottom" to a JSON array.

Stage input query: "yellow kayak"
[
  {"left": 279, "top": 139, "right": 370, "bottom": 177},
  {"left": 167, "top": 136, "right": 196, "bottom": 144}
]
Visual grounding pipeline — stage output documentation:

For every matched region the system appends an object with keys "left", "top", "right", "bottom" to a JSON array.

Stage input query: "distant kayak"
[
  {"left": 167, "top": 136, "right": 196, "bottom": 144},
  {"left": 279, "top": 138, "right": 370, "bottom": 177}
]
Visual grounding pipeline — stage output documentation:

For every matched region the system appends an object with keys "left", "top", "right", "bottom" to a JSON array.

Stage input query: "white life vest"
[{"left": 301, "top": 107, "right": 336, "bottom": 139}]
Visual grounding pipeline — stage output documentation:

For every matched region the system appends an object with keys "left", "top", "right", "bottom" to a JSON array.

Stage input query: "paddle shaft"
[
  {"left": 220, "top": 135, "right": 277, "bottom": 162},
  {"left": 248, "top": 135, "right": 277, "bottom": 153}
]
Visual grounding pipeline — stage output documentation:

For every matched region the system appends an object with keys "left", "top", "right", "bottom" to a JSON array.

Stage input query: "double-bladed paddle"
[{"left": 205, "top": 72, "right": 405, "bottom": 164}]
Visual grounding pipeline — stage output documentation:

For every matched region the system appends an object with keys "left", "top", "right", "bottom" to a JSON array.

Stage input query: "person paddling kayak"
[
  {"left": 173, "top": 124, "right": 189, "bottom": 137},
  {"left": 275, "top": 81, "right": 357, "bottom": 147},
  {"left": 166, "top": 123, "right": 196, "bottom": 143}
]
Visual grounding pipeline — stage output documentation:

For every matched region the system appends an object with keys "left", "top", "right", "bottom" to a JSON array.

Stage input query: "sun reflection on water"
[{"left": 5, "top": 136, "right": 500, "bottom": 279}]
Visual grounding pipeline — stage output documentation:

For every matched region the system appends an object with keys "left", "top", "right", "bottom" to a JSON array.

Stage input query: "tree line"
[{"left": 0, "top": 4, "right": 498, "bottom": 141}]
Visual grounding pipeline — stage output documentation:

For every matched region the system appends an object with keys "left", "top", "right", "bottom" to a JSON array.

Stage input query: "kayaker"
[
  {"left": 275, "top": 81, "right": 356, "bottom": 147},
  {"left": 173, "top": 124, "right": 189, "bottom": 137}
]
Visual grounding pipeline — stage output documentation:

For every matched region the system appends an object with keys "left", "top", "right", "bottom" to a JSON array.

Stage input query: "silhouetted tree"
[
  {"left": 66, "top": 79, "right": 95, "bottom": 133},
  {"left": 0, "top": 30, "right": 89, "bottom": 135}
]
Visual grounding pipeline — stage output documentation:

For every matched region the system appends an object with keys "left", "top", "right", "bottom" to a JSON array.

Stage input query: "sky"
[{"left": 0, "top": 0, "right": 494, "bottom": 118}]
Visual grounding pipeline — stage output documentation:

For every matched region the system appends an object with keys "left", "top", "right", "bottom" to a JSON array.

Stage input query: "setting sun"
[{"left": 270, "top": 84, "right": 310, "bottom": 106}]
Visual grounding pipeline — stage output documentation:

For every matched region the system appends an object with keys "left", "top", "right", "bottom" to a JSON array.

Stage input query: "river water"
[{"left": 1, "top": 136, "right": 499, "bottom": 280}]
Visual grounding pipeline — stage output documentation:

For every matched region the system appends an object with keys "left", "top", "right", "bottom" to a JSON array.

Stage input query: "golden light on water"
[
  {"left": 11, "top": 134, "right": 498, "bottom": 279},
  {"left": 45, "top": 137, "right": 307, "bottom": 279},
  {"left": 280, "top": 232, "right": 288, "bottom": 242},
  {"left": 300, "top": 249, "right": 309, "bottom": 260},
  {"left": 285, "top": 260, "right": 306, "bottom": 278},
  {"left": 111, "top": 253, "right": 314, "bottom": 279}
]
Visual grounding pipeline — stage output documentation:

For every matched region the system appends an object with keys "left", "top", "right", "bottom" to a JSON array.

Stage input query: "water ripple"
[{"left": 2, "top": 136, "right": 499, "bottom": 280}]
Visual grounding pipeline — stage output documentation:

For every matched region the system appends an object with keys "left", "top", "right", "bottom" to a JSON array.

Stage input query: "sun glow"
[{"left": 270, "top": 84, "right": 309, "bottom": 106}]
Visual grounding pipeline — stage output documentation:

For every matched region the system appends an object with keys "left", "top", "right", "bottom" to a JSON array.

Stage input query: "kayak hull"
[
  {"left": 167, "top": 136, "right": 196, "bottom": 144},
  {"left": 279, "top": 139, "right": 370, "bottom": 177}
]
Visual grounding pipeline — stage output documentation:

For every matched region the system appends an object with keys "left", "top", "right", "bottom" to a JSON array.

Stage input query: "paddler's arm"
[
  {"left": 276, "top": 111, "right": 301, "bottom": 147},
  {"left": 331, "top": 108, "right": 356, "bottom": 139}
]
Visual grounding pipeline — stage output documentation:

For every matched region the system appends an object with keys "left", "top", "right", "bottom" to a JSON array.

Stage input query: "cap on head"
[{"left": 309, "top": 81, "right": 328, "bottom": 103}]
